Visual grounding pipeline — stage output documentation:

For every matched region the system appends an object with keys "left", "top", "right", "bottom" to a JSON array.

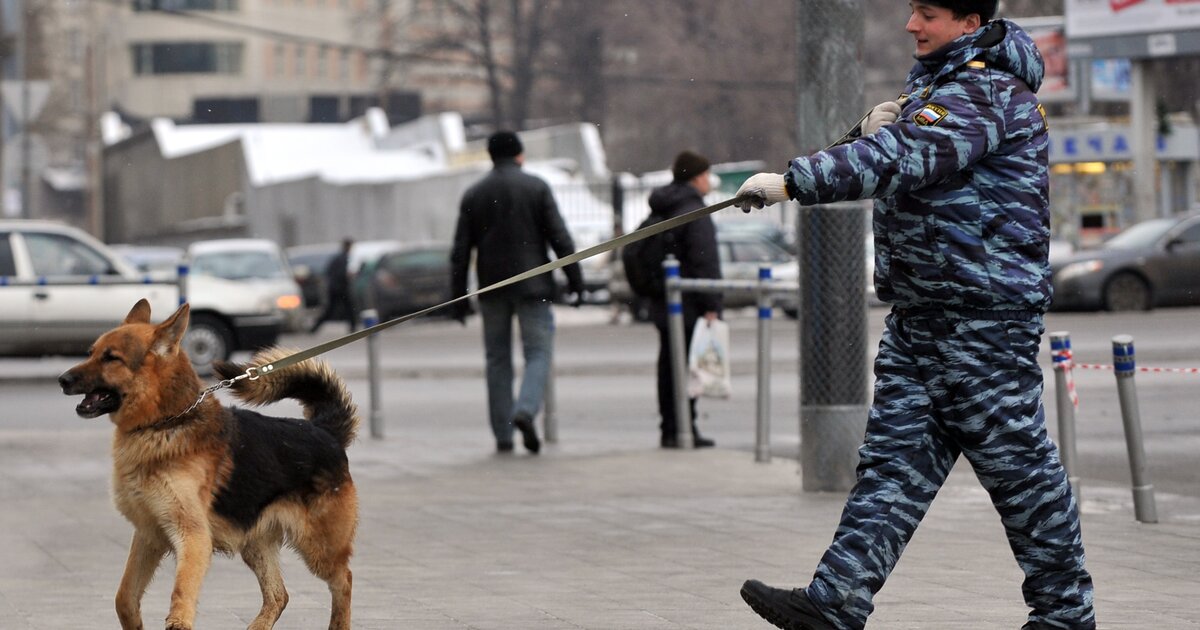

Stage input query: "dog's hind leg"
[
  {"left": 296, "top": 484, "right": 357, "bottom": 630},
  {"left": 242, "top": 537, "right": 288, "bottom": 630},
  {"left": 116, "top": 530, "right": 168, "bottom": 630}
]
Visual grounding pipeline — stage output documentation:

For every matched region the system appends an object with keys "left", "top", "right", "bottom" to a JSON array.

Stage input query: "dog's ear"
[
  {"left": 124, "top": 299, "right": 153, "bottom": 324},
  {"left": 152, "top": 303, "right": 191, "bottom": 356}
]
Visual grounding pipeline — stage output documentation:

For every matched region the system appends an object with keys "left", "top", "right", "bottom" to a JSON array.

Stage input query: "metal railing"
[{"left": 663, "top": 256, "right": 799, "bottom": 461}]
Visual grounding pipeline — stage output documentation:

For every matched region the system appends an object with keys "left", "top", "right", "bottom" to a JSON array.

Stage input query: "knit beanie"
[
  {"left": 919, "top": 0, "right": 998, "bottom": 22},
  {"left": 671, "top": 150, "right": 711, "bottom": 183},
  {"left": 487, "top": 131, "right": 524, "bottom": 160}
]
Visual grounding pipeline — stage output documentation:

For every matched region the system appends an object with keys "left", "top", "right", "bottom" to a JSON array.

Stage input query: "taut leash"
[{"left": 222, "top": 194, "right": 750, "bottom": 384}]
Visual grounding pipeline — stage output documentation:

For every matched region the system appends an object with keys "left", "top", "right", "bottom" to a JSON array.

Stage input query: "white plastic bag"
[{"left": 688, "top": 318, "right": 732, "bottom": 399}]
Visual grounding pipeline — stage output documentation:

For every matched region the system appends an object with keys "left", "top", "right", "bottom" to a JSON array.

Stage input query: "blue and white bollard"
[
  {"left": 755, "top": 266, "right": 773, "bottom": 463},
  {"left": 363, "top": 309, "right": 384, "bottom": 440},
  {"left": 1049, "top": 331, "right": 1081, "bottom": 506},
  {"left": 177, "top": 263, "right": 190, "bottom": 305},
  {"left": 1112, "top": 335, "right": 1157, "bottom": 523},
  {"left": 664, "top": 256, "right": 693, "bottom": 449}
]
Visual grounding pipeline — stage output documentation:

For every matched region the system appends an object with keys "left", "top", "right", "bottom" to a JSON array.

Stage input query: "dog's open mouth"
[{"left": 76, "top": 389, "right": 120, "bottom": 418}]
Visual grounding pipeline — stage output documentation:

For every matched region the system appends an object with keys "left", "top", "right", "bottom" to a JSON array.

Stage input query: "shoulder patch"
[
  {"left": 1037, "top": 103, "right": 1049, "bottom": 129},
  {"left": 912, "top": 103, "right": 949, "bottom": 127}
]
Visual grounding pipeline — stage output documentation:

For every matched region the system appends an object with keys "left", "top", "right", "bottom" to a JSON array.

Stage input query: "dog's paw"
[{"left": 164, "top": 620, "right": 191, "bottom": 630}]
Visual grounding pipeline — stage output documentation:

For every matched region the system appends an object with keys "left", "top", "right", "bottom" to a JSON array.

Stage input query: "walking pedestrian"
[
  {"left": 647, "top": 150, "right": 722, "bottom": 449},
  {"left": 449, "top": 131, "right": 584, "bottom": 455},
  {"left": 735, "top": 3, "right": 1095, "bottom": 629},
  {"left": 310, "top": 237, "right": 357, "bottom": 334}
]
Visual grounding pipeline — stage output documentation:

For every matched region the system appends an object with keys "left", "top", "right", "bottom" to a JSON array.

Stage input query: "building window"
[
  {"left": 273, "top": 43, "right": 286, "bottom": 77},
  {"left": 295, "top": 43, "right": 307, "bottom": 77},
  {"left": 339, "top": 48, "right": 350, "bottom": 81},
  {"left": 132, "top": 0, "right": 239, "bottom": 11},
  {"left": 131, "top": 42, "right": 244, "bottom": 75},
  {"left": 316, "top": 46, "right": 327, "bottom": 78}
]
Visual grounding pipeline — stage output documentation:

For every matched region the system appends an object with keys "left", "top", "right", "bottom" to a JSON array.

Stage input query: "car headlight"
[
  {"left": 1055, "top": 260, "right": 1104, "bottom": 282},
  {"left": 276, "top": 294, "right": 302, "bottom": 310}
]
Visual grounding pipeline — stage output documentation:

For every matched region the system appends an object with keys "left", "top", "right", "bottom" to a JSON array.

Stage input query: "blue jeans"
[{"left": 478, "top": 296, "right": 555, "bottom": 444}]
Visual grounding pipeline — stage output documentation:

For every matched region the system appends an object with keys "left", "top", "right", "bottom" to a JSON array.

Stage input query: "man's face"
[
  {"left": 907, "top": 2, "right": 981, "bottom": 56},
  {"left": 692, "top": 172, "right": 712, "bottom": 196}
]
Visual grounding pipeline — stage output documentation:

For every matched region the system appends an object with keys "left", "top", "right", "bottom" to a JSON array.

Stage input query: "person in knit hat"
[{"left": 737, "top": 3, "right": 1095, "bottom": 630}]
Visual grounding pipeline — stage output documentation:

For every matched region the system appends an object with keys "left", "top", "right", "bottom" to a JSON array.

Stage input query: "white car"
[
  {"left": 186, "top": 239, "right": 306, "bottom": 339},
  {"left": 0, "top": 221, "right": 178, "bottom": 354},
  {"left": 0, "top": 222, "right": 281, "bottom": 373}
]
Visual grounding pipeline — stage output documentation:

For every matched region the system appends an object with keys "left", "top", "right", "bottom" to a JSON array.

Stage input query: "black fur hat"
[
  {"left": 487, "top": 131, "right": 524, "bottom": 160},
  {"left": 671, "top": 150, "right": 711, "bottom": 183},
  {"left": 919, "top": 0, "right": 998, "bottom": 22}
]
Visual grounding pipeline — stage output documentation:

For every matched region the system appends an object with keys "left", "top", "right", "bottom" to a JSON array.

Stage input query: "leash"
[{"left": 219, "top": 194, "right": 750, "bottom": 385}]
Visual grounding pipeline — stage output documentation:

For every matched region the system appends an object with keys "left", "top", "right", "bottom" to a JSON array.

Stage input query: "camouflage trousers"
[{"left": 805, "top": 311, "right": 1096, "bottom": 629}]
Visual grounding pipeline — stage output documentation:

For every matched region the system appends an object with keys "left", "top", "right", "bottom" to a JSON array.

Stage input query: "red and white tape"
[{"left": 1071, "top": 363, "right": 1200, "bottom": 375}]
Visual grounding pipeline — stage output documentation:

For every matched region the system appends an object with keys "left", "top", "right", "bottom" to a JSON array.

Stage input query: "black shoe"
[
  {"left": 660, "top": 434, "right": 716, "bottom": 449},
  {"left": 513, "top": 414, "right": 540, "bottom": 454},
  {"left": 740, "top": 580, "right": 837, "bottom": 630},
  {"left": 496, "top": 441, "right": 514, "bottom": 454}
]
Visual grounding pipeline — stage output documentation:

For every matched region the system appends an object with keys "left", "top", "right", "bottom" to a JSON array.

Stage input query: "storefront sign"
[{"left": 1048, "top": 124, "right": 1200, "bottom": 163}]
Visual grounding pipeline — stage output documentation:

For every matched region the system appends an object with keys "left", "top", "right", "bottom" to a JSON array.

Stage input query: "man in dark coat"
[
  {"left": 449, "top": 131, "right": 584, "bottom": 454},
  {"left": 648, "top": 150, "right": 722, "bottom": 449},
  {"left": 310, "top": 237, "right": 356, "bottom": 333}
]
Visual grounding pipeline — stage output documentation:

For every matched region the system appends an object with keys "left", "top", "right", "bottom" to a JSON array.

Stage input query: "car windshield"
[
  {"left": 1104, "top": 219, "right": 1175, "bottom": 250},
  {"left": 191, "top": 251, "right": 289, "bottom": 280}
]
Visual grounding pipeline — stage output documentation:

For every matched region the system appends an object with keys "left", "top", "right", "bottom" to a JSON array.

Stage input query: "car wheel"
[
  {"left": 1103, "top": 272, "right": 1151, "bottom": 312},
  {"left": 183, "top": 314, "right": 233, "bottom": 375}
]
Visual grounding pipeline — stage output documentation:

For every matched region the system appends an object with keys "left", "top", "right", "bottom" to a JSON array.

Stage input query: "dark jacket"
[
  {"left": 646, "top": 181, "right": 722, "bottom": 313},
  {"left": 785, "top": 19, "right": 1050, "bottom": 314},
  {"left": 450, "top": 159, "right": 583, "bottom": 301}
]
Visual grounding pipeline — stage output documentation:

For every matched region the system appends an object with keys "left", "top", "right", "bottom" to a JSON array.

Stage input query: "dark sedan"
[
  {"left": 362, "top": 244, "right": 454, "bottom": 322},
  {"left": 1050, "top": 212, "right": 1200, "bottom": 312}
]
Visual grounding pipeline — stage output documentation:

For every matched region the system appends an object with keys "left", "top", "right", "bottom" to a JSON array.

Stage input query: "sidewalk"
[{"left": 4, "top": 383, "right": 1199, "bottom": 628}]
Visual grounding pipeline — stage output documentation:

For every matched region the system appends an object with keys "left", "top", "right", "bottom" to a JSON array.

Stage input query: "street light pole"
[{"left": 19, "top": 0, "right": 32, "bottom": 218}]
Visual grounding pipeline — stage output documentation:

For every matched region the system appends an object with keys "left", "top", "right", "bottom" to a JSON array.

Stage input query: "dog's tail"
[{"left": 214, "top": 347, "right": 359, "bottom": 449}]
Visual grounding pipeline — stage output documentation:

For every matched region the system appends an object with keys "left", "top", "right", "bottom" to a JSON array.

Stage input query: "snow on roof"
[{"left": 148, "top": 113, "right": 454, "bottom": 187}]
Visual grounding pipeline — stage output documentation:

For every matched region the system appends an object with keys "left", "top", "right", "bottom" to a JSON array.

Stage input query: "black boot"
[
  {"left": 513, "top": 414, "right": 540, "bottom": 454},
  {"left": 660, "top": 433, "right": 715, "bottom": 449},
  {"left": 740, "top": 580, "right": 836, "bottom": 630}
]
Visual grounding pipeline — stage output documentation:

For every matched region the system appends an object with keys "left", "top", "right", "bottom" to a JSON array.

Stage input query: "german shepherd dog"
[{"left": 58, "top": 299, "right": 358, "bottom": 630}]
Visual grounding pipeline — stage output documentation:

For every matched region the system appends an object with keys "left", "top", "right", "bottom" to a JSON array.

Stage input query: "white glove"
[
  {"left": 735, "top": 173, "right": 789, "bottom": 211},
  {"left": 862, "top": 100, "right": 902, "bottom": 135}
]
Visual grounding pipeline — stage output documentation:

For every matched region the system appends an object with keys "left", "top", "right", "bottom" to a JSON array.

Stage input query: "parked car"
[
  {"left": 361, "top": 243, "right": 455, "bottom": 321},
  {"left": 0, "top": 221, "right": 277, "bottom": 373},
  {"left": 286, "top": 242, "right": 340, "bottom": 310},
  {"left": 716, "top": 231, "right": 800, "bottom": 317},
  {"left": 1050, "top": 212, "right": 1200, "bottom": 311},
  {"left": 186, "top": 239, "right": 305, "bottom": 342},
  {"left": 110, "top": 244, "right": 185, "bottom": 281}
]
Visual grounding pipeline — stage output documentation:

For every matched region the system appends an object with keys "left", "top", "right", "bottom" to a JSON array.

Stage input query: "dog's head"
[{"left": 59, "top": 299, "right": 194, "bottom": 421}]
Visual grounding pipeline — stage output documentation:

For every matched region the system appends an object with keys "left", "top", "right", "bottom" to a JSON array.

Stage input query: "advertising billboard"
[
  {"left": 1067, "top": 0, "right": 1200, "bottom": 39},
  {"left": 1067, "top": 0, "right": 1200, "bottom": 57}
]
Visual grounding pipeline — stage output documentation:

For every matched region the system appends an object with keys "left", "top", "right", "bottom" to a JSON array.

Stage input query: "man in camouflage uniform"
[{"left": 734, "top": 2, "right": 1096, "bottom": 629}]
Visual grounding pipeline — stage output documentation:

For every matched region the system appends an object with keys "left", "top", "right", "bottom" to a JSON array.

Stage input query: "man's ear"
[
  {"left": 152, "top": 303, "right": 190, "bottom": 356},
  {"left": 964, "top": 13, "right": 981, "bottom": 33},
  {"left": 124, "top": 299, "right": 152, "bottom": 324}
]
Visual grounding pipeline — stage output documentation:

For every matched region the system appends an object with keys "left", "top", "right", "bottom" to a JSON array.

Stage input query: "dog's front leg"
[
  {"left": 163, "top": 508, "right": 213, "bottom": 630},
  {"left": 116, "top": 530, "right": 168, "bottom": 630}
]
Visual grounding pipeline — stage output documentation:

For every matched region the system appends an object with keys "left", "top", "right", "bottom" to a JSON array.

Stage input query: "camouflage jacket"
[{"left": 785, "top": 19, "right": 1051, "bottom": 313}]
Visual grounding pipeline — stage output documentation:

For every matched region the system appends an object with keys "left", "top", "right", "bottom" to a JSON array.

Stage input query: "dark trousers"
[
  {"left": 805, "top": 312, "right": 1095, "bottom": 630},
  {"left": 651, "top": 300, "right": 700, "bottom": 439}
]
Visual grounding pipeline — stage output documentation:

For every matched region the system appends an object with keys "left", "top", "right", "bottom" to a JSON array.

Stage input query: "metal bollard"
[
  {"left": 176, "top": 263, "right": 189, "bottom": 305},
  {"left": 1049, "top": 332, "right": 1081, "bottom": 505},
  {"left": 755, "top": 266, "right": 773, "bottom": 463},
  {"left": 664, "top": 256, "right": 693, "bottom": 449},
  {"left": 362, "top": 309, "right": 384, "bottom": 440},
  {"left": 543, "top": 333, "right": 558, "bottom": 444},
  {"left": 1112, "top": 335, "right": 1157, "bottom": 523}
]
